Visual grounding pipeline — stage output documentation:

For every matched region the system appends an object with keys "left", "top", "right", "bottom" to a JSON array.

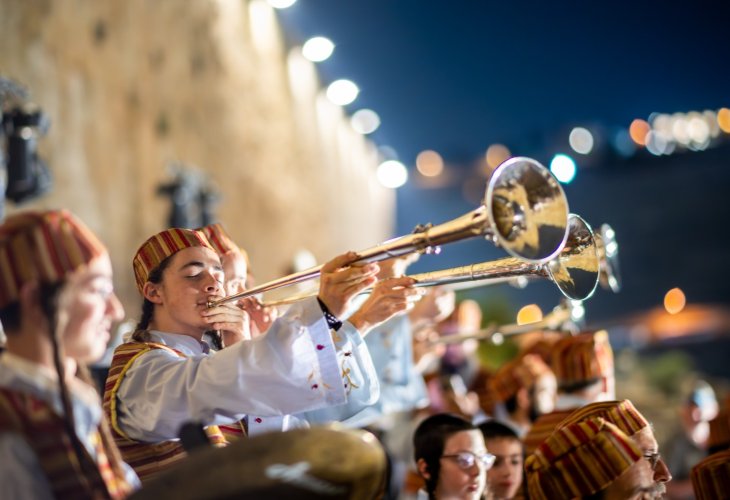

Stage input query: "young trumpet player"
[{"left": 103, "top": 226, "right": 421, "bottom": 481}]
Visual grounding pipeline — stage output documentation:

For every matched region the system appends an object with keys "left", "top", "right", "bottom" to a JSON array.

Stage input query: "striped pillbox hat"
[
  {"left": 490, "top": 353, "right": 552, "bottom": 402},
  {"left": 0, "top": 210, "right": 106, "bottom": 308},
  {"left": 551, "top": 330, "right": 614, "bottom": 387},
  {"left": 557, "top": 399, "right": 649, "bottom": 437},
  {"left": 525, "top": 416, "right": 643, "bottom": 499},
  {"left": 691, "top": 450, "right": 730, "bottom": 500},
  {"left": 132, "top": 228, "right": 213, "bottom": 293},
  {"left": 199, "top": 223, "right": 239, "bottom": 256}
]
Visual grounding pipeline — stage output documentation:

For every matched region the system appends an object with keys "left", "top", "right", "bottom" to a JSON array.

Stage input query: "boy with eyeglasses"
[{"left": 413, "top": 413, "right": 494, "bottom": 499}]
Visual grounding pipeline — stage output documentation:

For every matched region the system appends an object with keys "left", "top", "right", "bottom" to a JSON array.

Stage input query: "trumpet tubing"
[{"left": 208, "top": 157, "right": 569, "bottom": 308}]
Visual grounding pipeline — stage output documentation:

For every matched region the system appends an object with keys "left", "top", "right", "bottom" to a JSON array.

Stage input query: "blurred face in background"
[
  {"left": 221, "top": 250, "right": 248, "bottom": 295},
  {"left": 485, "top": 437, "right": 523, "bottom": 499},
  {"left": 56, "top": 254, "right": 124, "bottom": 364}
]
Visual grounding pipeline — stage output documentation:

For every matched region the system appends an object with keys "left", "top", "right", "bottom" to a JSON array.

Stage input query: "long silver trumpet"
[
  {"left": 432, "top": 300, "right": 583, "bottom": 345},
  {"left": 408, "top": 214, "right": 599, "bottom": 301},
  {"left": 264, "top": 213, "right": 597, "bottom": 307},
  {"left": 208, "top": 157, "right": 569, "bottom": 308}
]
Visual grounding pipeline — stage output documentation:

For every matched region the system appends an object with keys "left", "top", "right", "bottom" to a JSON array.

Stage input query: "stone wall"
[{"left": 0, "top": 0, "right": 393, "bottom": 313}]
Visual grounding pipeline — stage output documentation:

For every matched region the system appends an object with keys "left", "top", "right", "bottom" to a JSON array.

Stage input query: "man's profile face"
[{"left": 601, "top": 459, "right": 661, "bottom": 500}]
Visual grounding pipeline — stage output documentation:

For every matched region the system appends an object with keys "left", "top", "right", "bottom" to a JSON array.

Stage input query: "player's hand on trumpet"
[
  {"left": 318, "top": 251, "right": 380, "bottom": 319},
  {"left": 348, "top": 276, "right": 425, "bottom": 336},
  {"left": 202, "top": 302, "right": 252, "bottom": 346}
]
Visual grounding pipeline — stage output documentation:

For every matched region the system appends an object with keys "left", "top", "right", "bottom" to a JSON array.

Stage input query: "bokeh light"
[
  {"left": 664, "top": 287, "right": 686, "bottom": 315},
  {"left": 351, "top": 109, "right": 380, "bottom": 134},
  {"left": 485, "top": 144, "right": 511, "bottom": 170},
  {"left": 569, "top": 127, "right": 594, "bottom": 154},
  {"left": 267, "top": 0, "right": 296, "bottom": 8},
  {"left": 517, "top": 304, "right": 543, "bottom": 325},
  {"left": 416, "top": 150, "right": 444, "bottom": 177},
  {"left": 629, "top": 119, "right": 650, "bottom": 146},
  {"left": 550, "top": 154, "right": 577, "bottom": 184},
  {"left": 376, "top": 160, "right": 408, "bottom": 188},
  {"left": 718, "top": 108, "right": 730, "bottom": 133},
  {"left": 326, "top": 79, "right": 359, "bottom": 106},
  {"left": 613, "top": 129, "right": 636, "bottom": 157},
  {"left": 302, "top": 36, "right": 335, "bottom": 62}
]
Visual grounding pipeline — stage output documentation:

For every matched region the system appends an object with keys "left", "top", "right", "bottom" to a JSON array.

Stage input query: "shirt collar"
[{"left": 147, "top": 330, "right": 211, "bottom": 355}]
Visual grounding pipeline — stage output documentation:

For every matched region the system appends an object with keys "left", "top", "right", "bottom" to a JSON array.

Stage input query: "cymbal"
[{"left": 129, "top": 425, "right": 386, "bottom": 500}]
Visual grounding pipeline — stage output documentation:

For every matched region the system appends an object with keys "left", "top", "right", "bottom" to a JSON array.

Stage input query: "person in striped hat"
[
  {"left": 104, "top": 226, "right": 422, "bottom": 482},
  {"left": 0, "top": 209, "right": 138, "bottom": 498},
  {"left": 525, "top": 416, "right": 657, "bottom": 499},
  {"left": 558, "top": 399, "right": 673, "bottom": 495},
  {"left": 522, "top": 330, "right": 614, "bottom": 456},
  {"left": 489, "top": 353, "right": 556, "bottom": 438},
  {"left": 690, "top": 449, "right": 730, "bottom": 500}
]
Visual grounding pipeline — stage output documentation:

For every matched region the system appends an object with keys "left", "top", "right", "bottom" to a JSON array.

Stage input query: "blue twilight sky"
[{"left": 276, "top": 1, "right": 730, "bottom": 325}]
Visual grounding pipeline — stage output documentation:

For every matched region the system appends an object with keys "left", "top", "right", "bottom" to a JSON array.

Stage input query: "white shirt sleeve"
[
  {"left": 0, "top": 433, "right": 54, "bottom": 500},
  {"left": 303, "top": 314, "right": 429, "bottom": 428},
  {"left": 115, "top": 298, "right": 368, "bottom": 442},
  {"left": 297, "top": 319, "right": 381, "bottom": 425}
]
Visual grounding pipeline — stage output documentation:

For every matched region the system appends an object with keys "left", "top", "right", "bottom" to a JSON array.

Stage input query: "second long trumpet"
[{"left": 265, "top": 214, "right": 599, "bottom": 307}]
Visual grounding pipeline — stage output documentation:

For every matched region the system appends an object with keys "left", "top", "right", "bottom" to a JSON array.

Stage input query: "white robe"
[{"left": 114, "top": 297, "right": 380, "bottom": 441}]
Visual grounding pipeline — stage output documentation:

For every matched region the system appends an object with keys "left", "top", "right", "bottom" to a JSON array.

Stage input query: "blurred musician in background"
[
  {"left": 522, "top": 330, "right": 615, "bottom": 456},
  {"left": 526, "top": 417, "right": 655, "bottom": 499},
  {"left": 489, "top": 352, "right": 556, "bottom": 438},
  {"left": 0, "top": 210, "right": 138, "bottom": 498},
  {"left": 558, "top": 399, "right": 673, "bottom": 495}
]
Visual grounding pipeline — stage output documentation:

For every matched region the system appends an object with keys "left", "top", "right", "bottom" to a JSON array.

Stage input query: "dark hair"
[
  {"left": 504, "top": 392, "right": 519, "bottom": 414},
  {"left": 559, "top": 377, "right": 601, "bottom": 394},
  {"left": 40, "top": 282, "right": 119, "bottom": 498},
  {"left": 413, "top": 413, "right": 477, "bottom": 498},
  {"left": 504, "top": 386, "right": 541, "bottom": 423},
  {"left": 132, "top": 254, "right": 174, "bottom": 339},
  {"left": 478, "top": 420, "right": 520, "bottom": 441},
  {"left": 0, "top": 302, "right": 20, "bottom": 332}
]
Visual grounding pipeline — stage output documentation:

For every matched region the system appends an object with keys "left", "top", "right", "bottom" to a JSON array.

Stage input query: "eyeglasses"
[
  {"left": 644, "top": 452, "right": 662, "bottom": 470},
  {"left": 441, "top": 451, "right": 496, "bottom": 470}
]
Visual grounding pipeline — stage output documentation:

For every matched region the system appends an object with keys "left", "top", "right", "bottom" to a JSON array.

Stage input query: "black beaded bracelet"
[{"left": 317, "top": 298, "right": 343, "bottom": 332}]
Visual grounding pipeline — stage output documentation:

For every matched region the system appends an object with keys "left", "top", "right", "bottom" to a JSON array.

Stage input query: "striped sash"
[
  {"left": 0, "top": 387, "right": 132, "bottom": 499},
  {"left": 103, "top": 340, "right": 228, "bottom": 484}
]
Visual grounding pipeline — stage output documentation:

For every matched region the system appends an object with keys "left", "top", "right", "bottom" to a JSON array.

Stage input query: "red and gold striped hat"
[
  {"left": 0, "top": 210, "right": 106, "bottom": 308},
  {"left": 132, "top": 228, "right": 213, "bottom": 293},
  {"left": 707, "top": 409, "right": 730, "bottom": 451},
  {"left": 691, "top": 450, "right": 730, "bottom": 500},
  {"left": 490, "top": 353, "right": 552, "bottom": 402},
  {"left": 525, "top": 416, "right": 643, "bottom": 499},
  {"left": 199, "top": 223, "right": 251, "bottom": 269},
  {"left": 557, "top": 399, "right": 649, "bottom": 437},
  {"left": 551, "top": 330, "right": 614, "bottom": 386},
  {"left": 199, "top": 223, "right": 238, "bottom": 256}
]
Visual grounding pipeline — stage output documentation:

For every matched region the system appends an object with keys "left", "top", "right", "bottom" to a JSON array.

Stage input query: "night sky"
[{"left": 277, "top": 2, "right": 730, "bottom": 324}]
